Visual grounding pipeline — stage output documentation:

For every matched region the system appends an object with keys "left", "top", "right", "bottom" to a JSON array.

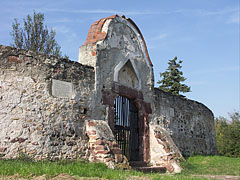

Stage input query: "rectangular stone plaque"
[
  {"left": 52, "top": 79, "right": 73, "bottom": 98},
  {"left": 170, "top": 107, "right": 175, "bottom": 117}
]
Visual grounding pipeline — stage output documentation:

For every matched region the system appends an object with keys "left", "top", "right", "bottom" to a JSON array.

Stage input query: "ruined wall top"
[{"left": 78, "top": 15, "right": 153, "bottom": 68}]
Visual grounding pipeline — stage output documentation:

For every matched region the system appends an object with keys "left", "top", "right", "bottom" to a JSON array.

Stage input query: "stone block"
[
  {"left": 18, "top": 138, "right": 27, "bottom": 143},
  {"left": 10, "top": 138, "right": 18, "bottom": 143},
  {"left": 95, "top": 145, "right": 106, "bottom": 151},
  {"left": 96, "top": 150, "right": 109, "bottom": 154},
  {"left": 8, "top": 56, "right": 22, "bottom": 63},
  {"left": 95, "top": 139, "right": 104, "bottom": 145},
  {"left": 114, "top": 154, "right": 123, "bottom": 162},
  {"left": 104, "top": 157, "right": 113, "bottom": 162},
  {"left": 111, "top": 148, "right": 122, "bottom": 154},
  {"left": 0, "top": 147, "right": 6, "bottom": 153},
  {"left": 88, "top": 121, "right": 96, "bottom": 127},
  {"left": 52, "top": 79, "right": 73, "bottom": 98}
]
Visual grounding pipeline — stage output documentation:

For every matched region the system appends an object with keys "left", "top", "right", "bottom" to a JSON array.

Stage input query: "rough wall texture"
[
  {"left": 0, "top": 15, "right": 217, "bottom": 172},
  {"left": 152, "top": 88, "right": 217, "bottom": 156},
  {"left": 0, "top": 45, "right": 95, "bottom": 160},
  {"left": 149, "top": 123, "right": 183, "bottom": 173},
  {"left": 85, "top": 120, "right": 130, "bottom": 169},
  {"left": 79, "top": 15, "right": 154, "bottom": 120},
  {"left": 78, "top": 15, "right": 216, "bottom": 171},
  {"left": 78, "top": 15, "right": 155, "bottom": 163}
]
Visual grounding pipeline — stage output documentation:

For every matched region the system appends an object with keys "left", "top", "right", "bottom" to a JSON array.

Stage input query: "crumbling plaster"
[
  {"left": 79, "top": 16, "right": 154, "bottom": 122},
  {"left": 152, "top": 88, "right": 217, "bottom": 156},
  {"left": 0, "top": 15, "right": 217, "bottom": 173},
  {"left": 0, "top": 45, "right": 95, "bottom": 160}
]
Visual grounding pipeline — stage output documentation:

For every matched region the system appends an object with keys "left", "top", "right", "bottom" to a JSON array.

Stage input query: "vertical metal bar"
[{"left": 114, "top": 96, "right": 135, "bottom": 161}]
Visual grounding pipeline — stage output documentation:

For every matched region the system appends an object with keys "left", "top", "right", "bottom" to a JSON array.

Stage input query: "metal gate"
[{"left": 114, "top": 96, "right": 139, "bottom": 161}]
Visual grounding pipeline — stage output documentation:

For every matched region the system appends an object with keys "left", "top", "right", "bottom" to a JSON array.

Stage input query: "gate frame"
[{"left": 102, "top": 82, "right": 152, "bottom": 162}]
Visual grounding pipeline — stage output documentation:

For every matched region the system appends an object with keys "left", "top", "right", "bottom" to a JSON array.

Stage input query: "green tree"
[
  {"left": 215, "top": 111, "right": 240, "bottom": 158},
  {"left": 10, "top": 11, "right": 62, "bottom": 57},
  {"left": 157, "top": 56, "right": 191, "bottom": 95}
]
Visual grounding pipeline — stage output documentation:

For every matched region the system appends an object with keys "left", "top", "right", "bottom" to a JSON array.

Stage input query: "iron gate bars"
[{"left": 114, "top": 96, "right": 139, "bottom": 161}]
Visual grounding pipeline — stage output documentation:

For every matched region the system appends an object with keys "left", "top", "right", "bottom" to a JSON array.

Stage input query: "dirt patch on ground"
[
  {"left": 0, "top": 174, "right": 152, "bottom": 180},
  {"left": 0, "top": 174, "right": 106, "bottom": 180},
  {"left": 1, "top": 174, "right": 239, "bottom": 180},
  {"left": 193, "top": 175, "right": 240, "bottom": 180}
]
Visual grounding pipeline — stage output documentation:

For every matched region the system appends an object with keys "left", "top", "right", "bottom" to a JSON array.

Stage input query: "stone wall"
[
  {"left": 152, "top": 88, "right": 217, "bottom": 156},
  {"left": 85, "top": 120, "right": 130, "bottom": 169},
  {"left": 0, "top": 15, "right": 217, "bottom": 172},
  {"left": 0, "top": 45, "right": 95, "bottom": 160}
]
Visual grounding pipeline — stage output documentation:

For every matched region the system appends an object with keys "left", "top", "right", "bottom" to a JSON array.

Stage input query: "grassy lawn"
[
  {"left": 181, "top": 155, "right": 240, "bottom": 176},
  {"left": 0, "top": 156, "right": 239, "bottom": 179}
]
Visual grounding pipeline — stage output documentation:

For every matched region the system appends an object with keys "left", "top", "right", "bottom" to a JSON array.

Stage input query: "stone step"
[
  {"left": 133, "top": 166, "right": 167, "bottom": 173},
  {"left": 129, "top": 161, "right": 167, "bottom": 173},
  {"left": 129, "top": 161, "right": 148, "bottom": 167}
]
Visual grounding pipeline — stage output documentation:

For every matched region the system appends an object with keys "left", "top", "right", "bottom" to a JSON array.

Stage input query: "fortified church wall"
[{"left": 0, "top": 15, "right": 217, "bottom": 173}]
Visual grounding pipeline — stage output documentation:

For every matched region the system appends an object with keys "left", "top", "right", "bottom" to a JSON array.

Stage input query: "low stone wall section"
[
  {"left": 152, "top": 88, "right": 217, "bottom": 156},
  {"left": 0, "top": 45, "right": 95, "bottom": 160},
  {"left": 85, "top": 120, "right": 129, "bottom": 169}
]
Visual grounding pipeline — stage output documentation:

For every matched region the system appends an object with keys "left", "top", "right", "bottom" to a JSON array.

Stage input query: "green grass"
[
  {"left": 0, "top": 155, "right": 239, "bottom": 179},
  {"left": 0, "top": 159, "right": 143, "bottom": 179},
  {"left": 181, "top": 155, "right": 240, "bottom": 176}
]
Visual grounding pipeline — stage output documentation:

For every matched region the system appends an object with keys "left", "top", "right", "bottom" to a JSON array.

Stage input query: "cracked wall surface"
[
  {"left": 0, "top": 15, "right": 217, "bottom": 171},
  {"left": 152, "top": 88, "right": 217, "bottom": 156},
  {"left": 0, "top": 45, "right": 95, "bottom": 160}
]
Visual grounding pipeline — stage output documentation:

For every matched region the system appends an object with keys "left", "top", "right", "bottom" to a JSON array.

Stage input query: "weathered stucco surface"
[
  {"left": 149, "top": 123, "right": 182, "bottom": 173},
  {"left": 0, "top": 15, "right": 217, "bottom": 173},
  {"left": 79, "top": 15, "right": 154, "bottom": 122}
]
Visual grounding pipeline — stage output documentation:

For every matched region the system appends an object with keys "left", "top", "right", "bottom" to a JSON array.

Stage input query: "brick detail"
[
  {"left": 82, "top": 15, "right": 153, "bottom": 66},
  {"left": 91, "top": 50, "right": 97, "bottom": 56},
  {"left": 84, "top": 15, "right": 117, "bottom": 45},
  {"left": 10, "top": 137, "right": 27, "bottom": 143},
  {"left": 8, "top": 56, "right": 22, "bottom": 63},
  {"left": 111, "top": 148, "right": 122, "bottom": 154},
  {"left": 0, "top": 147, "right": 7, "bottom": 153},
  {"left": 85, "top": 120, "right": 130, "bottom": 169},
  {"left": 95, "top": 145, "right": 106, "bottom": 151}
]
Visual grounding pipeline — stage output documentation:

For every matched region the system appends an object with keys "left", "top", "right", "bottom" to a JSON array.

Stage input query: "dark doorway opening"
[{"left": 114, "top": 96, "right": 139, "bottom": 161}]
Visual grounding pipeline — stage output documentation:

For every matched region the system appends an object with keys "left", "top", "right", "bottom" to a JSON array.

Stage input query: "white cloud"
[
  {"left": 47, "top": 18, "right": 74, "bottom": 24},
  {"left": 147, "top": 33, "right": 168, "bottom": 41},
  {"left": 226, "top": 13, "right": 240, "bottom": 24},
  {"left": 53, "top": 26, "right": 71, "bottom": 34},
  {"left": 190, "top": 66, "right": 240, "bottom": 75},
  {"left": 38, "top": 8, "right": 159, "bottom": 15},
  {"left": 154, "top": 33, "right": 168, "bottom": 40},
  {"left": 39, "top": 7, "right": 239, "bottom": 24},
  {"left": 196, "top": 7, "right": 238, "bottom": 16},
  {"left": 53, "top": 26, "right": 77, "bottom": 41}
]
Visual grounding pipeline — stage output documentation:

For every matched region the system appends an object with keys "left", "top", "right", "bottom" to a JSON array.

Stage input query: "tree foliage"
[
  {"left": 157, "top": 56, "right": 191, "bottom": 95},
  {"left": 10, "top": 11, "right": 62, "bottom": 57},
  {"left": 215, "top": 111, "right": 240, "bottom": 158}
]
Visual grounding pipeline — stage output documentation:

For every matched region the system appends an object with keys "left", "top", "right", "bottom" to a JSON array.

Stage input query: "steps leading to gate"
[
  {"left": 129, "top": 161, "right": 167, "bottom": 173},
  {"left": 129, "top": 161, "right": 148, "bottom": 167}
]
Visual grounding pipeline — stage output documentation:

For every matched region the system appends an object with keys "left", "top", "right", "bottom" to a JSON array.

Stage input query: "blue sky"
[{"left": 0, "top": 0, "right": 239, "bottom": 118}]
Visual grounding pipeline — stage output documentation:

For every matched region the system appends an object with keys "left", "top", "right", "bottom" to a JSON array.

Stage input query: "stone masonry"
[
  {"left": 0, "top": 45, "right": 94, "bottom": 160},
  {"left": 0, "top": 15, "right": 217, "bottom": 173}
]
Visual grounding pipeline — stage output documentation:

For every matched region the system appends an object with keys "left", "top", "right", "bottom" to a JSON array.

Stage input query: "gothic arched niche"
[{"left": 118, "top": 60, "right": 139, "bottom": 89}]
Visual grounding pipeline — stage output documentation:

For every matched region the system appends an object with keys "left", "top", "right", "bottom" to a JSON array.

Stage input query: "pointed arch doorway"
[{"left": 114, "top": 96, "right": 139, "bottom": 161}]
